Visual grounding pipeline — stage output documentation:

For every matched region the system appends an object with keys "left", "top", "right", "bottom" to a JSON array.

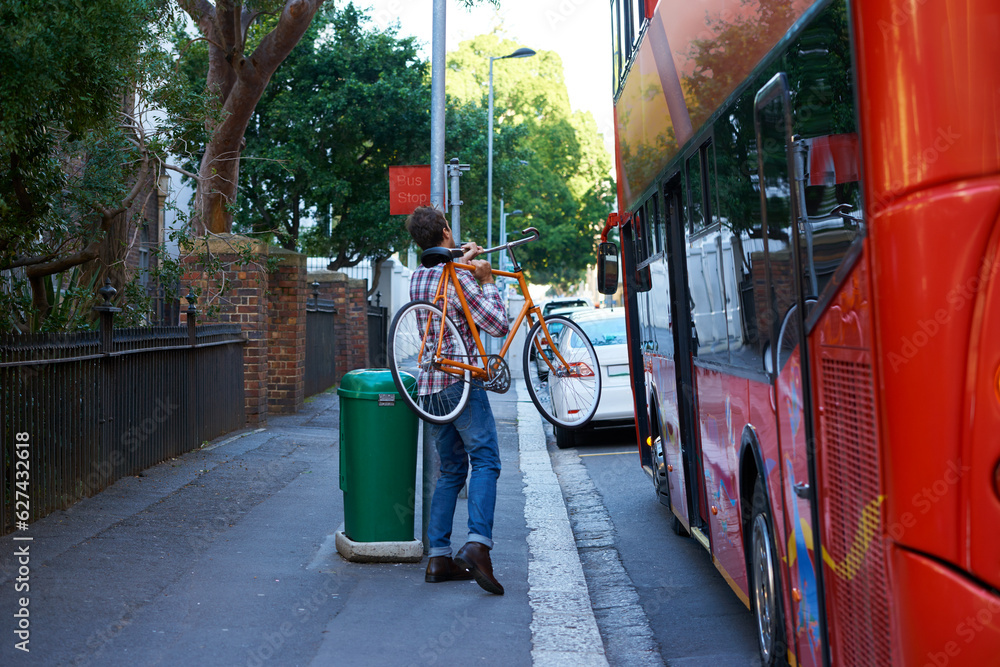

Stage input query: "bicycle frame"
[{"left": 423, "top": 259, "right": 570, "bottom": 383}]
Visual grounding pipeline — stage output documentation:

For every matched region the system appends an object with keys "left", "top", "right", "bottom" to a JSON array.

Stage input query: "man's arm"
[{"left": 457, "top": 267, "right": 509, "bottom": 337}]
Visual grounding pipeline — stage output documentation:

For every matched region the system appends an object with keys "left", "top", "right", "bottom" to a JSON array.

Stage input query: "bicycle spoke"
[
  {"left": 388, "top": 301, "right": 471, "bottom": 424},
  {"left": 523, "top": 316, "right": 601, "bottom": 428}
]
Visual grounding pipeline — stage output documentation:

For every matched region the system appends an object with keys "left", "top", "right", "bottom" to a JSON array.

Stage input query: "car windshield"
[
  {"left": 544, "top": 299, "right": 590, "bottom": 315},
  {"left": 571, "top": 316, "right": 627, "bottom": 347}
]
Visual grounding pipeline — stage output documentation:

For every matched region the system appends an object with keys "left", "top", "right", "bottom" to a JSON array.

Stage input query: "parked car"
[
  {"left": 532, "top": 306, "right": 593, "bottom": 381},
  {"left": 548, "top": 308, "right": 633, "bottom": 448},
  {"left": 541, "top": 296, "right": 593, "bottom": 318}
]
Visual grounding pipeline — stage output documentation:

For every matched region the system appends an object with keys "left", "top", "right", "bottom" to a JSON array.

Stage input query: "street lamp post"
[
  {"left": 499, "top": 203, "right": 523, "bottom": 273},
  {"left": 487, "top": 47, "right": 535, "bottom": 258}
]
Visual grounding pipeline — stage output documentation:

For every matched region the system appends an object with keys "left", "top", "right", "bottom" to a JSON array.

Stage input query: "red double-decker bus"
[{"left": 597, "top": 1, "right": 1000, "bottom": 665}]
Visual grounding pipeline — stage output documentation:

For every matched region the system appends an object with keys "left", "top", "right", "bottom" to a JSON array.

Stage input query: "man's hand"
[
  {"left": 460, "top": 242, "right": 484, "bottom": 264},
  {"left": 471, "top": 259, "right": 494, "bottom": 284}
]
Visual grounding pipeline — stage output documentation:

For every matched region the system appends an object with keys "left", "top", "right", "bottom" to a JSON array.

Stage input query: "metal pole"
[
  {"left": 430, "top": 0, "right": 446, "bottom": 210},
  {"left": 499, "top": 198, "right": 506, "bottom": 272},
  {"left": 449, "top": 158, "right": 461, "bottom": 242},
  {"left": 487, "top": 57, "right": 496, "bottom": 259},
  {"left": 426, "top": 0, "right": 446, "bottom": 553}
]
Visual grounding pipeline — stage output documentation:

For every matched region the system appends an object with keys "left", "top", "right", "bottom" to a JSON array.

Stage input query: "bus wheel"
[
  {"left": 749, "top": 478, "right": 789, "bottom": 666},
  {"left": 650, "top": 433, "right": 666, "bottom": 496}
]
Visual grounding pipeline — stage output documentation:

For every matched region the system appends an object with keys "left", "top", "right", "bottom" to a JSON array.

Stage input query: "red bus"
[{"left": 597, "top": 1, "right": 1000, "bottom": 665}]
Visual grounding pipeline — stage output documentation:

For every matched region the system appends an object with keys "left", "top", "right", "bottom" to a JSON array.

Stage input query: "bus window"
[
  {"left": 686, "top": 153, "right": 704, "bottom": 233},
  {"left": 611, "top": 0, "right": 623, "bottom": 94},
  {"left": 686, "top": 141, "right": 729, "bottom": 360},
  {"left": 714, "top": 95, "right": 768, "bottom": 371},
  {"left": 627, "top": 208, "right": 653, "bottom": 293},
  {"left": 771, "top": 11, "right": 865, "bottom": 325},
  {"left": 756, "top": 88, "right": 798, "bottom": 372},
  {"left": 647, "top": 194, "right": 662, "bottom": 256},
  {"left": 633, "top": 205, "right": 648, "bottom": 263}
]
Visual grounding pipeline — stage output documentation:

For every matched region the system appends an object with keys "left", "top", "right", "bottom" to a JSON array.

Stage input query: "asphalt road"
[{"left": 549, "top": 424, "right": 762, "bottom": 667}]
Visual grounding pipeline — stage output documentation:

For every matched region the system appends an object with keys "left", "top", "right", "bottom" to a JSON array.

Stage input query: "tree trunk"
[{"left": 182, "top": 0, "right": 324, "bottom": 235}]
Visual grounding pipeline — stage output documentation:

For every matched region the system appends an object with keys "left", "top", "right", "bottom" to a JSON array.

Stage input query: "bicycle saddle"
[{"left": 421, "top": 247, "right": 463, "bottom": 268}]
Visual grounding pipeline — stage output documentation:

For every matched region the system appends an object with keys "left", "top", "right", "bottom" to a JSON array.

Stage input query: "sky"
[{"left": 351, "top": 0, "right": 616, "bottom": 157}]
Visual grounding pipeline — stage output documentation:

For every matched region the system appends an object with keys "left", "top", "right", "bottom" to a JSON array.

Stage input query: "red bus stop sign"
[{"left": 389, "top": 165, "right": 431, "bottom": 215}]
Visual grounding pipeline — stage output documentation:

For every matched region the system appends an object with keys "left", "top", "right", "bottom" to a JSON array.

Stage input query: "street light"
[
  {"left": 487, "top": 47, "right": 536, "bottom": 258},
  {"left": 499, "top": 206, "right": 523, "bottom": 273}
]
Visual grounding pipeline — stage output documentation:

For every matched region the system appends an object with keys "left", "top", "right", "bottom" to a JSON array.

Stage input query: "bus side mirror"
[{"left": 597, "top": 242, "right": 619, "bottom": 294}]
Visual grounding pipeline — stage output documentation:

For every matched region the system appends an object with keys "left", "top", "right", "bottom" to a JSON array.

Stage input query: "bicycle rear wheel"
[
  {"left": 388, "top": 300, "right": 471, "bottom": 424},
  {"left": 523, "top": 316, "right": 601, "bottom": 429}
]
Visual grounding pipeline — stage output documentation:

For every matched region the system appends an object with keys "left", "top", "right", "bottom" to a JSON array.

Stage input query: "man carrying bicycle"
[{"left": 405, "top": 206, "right": 509, "bottom": 595}]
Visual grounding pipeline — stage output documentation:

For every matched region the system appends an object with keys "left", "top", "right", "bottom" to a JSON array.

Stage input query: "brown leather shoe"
[
  {"left": 425, "top": 556, "right": 474, "bottom": 583},
  {"left": 454, "top": 542, "right": 504, "bottom": 595}
]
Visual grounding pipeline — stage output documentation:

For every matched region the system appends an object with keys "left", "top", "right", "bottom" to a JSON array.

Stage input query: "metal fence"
[
  {"left": 0, "top": 291, "right": 245, "bottom": 535},
  {"left": 305, "top": 295, "right": 338, "bottom": 397},
  {"left": 368, "top": 304, "right": 388, "bottom": 368},
  {"left": 306, "top": 258, "right": 373, "bottom": 290}
]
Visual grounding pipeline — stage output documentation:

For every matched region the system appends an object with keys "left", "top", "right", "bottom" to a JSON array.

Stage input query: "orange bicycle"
[{"left": 388, "top": 227, "right": 601, "bottom": 427}]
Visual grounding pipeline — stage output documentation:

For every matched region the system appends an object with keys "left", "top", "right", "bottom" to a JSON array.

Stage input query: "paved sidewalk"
[{"left": 0, "top": 381, "right": 607, "bottom": 666}]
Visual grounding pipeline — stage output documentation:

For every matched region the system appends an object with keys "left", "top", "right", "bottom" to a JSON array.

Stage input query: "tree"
[
  {"left": 173, "top": 0, "right": 325, "bottom": 235},
  {"left": 229, "top": 6, "right": 526, "bottom": 291},
  {"left": 0, "top": 0, "right": 188, "bottom": 331},
  {"left": 234, "top": 4, "right": 430, "bottom": 268},
  {"left": 445, "top": 33, "right": 615, "bottom": 289},
  {"left": 177, "top": 0, "right": 500, "bottom": 236}
]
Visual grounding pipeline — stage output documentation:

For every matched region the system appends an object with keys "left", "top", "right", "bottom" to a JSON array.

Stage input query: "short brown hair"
[{"left": 405, "top": 206, "right": 448, "bottom": 250}]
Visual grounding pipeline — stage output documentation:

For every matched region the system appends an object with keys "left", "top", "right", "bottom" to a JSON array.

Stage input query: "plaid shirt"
[{"left": 410, "top": 264, "right": 508, "bottom": 395}]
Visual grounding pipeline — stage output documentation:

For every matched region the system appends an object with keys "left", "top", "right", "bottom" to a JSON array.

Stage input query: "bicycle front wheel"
[
  {"left": 388, "top": 300, "right": 471, "bottom": 424},
  {"left": 523, "top": 316, "right": 601, "bottom": 429}
]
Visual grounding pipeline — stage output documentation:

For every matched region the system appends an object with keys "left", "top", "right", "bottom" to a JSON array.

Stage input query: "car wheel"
[{"left": 554, "top": 425, "right": 576, "bottom": 449}]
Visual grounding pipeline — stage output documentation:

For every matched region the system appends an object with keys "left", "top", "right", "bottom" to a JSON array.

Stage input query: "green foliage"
[
  {"left": 233, "top": 4, "right": 432, "bottom": 268},
  {"left": 446, "top": 34, "right": 615, "bottom": 289},
  {"left": 0, "top": 0, "right": 222, "bottom": 332},
  {"left": 232, "top": 5, "right": 526, "bottom": 273},
  {"left": 0, "top": 0, "right": 159, "bottom": 259}
]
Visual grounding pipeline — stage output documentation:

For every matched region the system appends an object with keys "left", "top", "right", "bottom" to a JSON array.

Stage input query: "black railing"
[
  {"left": 0, "top": 282, "right": 245, "bottom": 535},
  {"left": 367, "top": 299, "right": 388, "bottom": 368},
  {"left": 305, "top": 283, "right": 338, "bottom": 397}
]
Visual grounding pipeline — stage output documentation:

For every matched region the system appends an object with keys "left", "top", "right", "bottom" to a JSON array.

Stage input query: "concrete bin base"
[{"left": 335, "top": 529, "right": 423, "bottom": 563}]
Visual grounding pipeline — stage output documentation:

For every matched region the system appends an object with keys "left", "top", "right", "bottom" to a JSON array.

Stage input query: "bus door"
[
  {"left": 620, "top": 214, "right": 651, "bottom": 470},
  {"left": 754, "top": 73, "right": 829, "bottom": 667},
  {"left": 661, "top": 174, "right": 706, "bottom": 536}
]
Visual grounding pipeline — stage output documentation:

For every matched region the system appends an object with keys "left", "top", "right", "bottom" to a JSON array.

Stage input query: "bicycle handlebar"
[{"left": 481, "top": 227, "right": 540, "bottom": 255}]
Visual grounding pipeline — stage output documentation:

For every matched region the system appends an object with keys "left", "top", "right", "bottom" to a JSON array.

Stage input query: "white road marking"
[{"left": 517, "top": 380, "right": 608, "bottom": 666}]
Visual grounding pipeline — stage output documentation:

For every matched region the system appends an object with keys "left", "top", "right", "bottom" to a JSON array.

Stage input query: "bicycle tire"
[
  {"left": 523, "top": 316, "right": 601, "bottom": 429},
  {"left": 388, "top": 300, "right": 471, "bottom": 424}
]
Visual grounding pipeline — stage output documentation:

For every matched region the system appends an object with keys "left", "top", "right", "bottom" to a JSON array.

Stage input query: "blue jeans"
[{"left": 426, "top": 383, "right": 501, "bottom": 558}]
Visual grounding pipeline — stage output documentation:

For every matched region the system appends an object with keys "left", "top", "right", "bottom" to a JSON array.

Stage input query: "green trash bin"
[{"left": 337, "top": 369, "right": 419, "bottom": 542}]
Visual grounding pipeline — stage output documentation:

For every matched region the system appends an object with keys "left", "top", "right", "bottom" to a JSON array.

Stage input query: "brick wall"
[
  {"left": 180, "top": 240, "right": 372, "bottom": 426},
  {"left": 308, "top": 270, "right": 369, "bottom": 383},
  {"left": 267, "top": 248, "right": 306, "bottom": 415},
  {"left": 181, "top": 235, "right": 270, "bottom": 425}
]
